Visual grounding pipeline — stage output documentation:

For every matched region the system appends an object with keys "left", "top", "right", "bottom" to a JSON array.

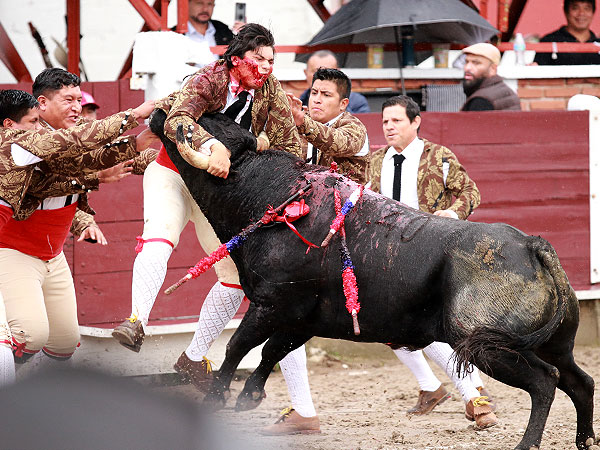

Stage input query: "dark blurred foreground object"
[{"left": 0, "top": 367, "right": 277, "bottom": 450}]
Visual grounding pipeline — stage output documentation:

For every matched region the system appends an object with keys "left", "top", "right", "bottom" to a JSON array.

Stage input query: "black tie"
[
  {"left": 310, "top": 145, "right": 319, "bottom": 164},
  {"left": 392, "top": 153, "right": 406, "bottom": 201},
  {"left": 224, "top": 91, "right": 252, "bottom": 129}
]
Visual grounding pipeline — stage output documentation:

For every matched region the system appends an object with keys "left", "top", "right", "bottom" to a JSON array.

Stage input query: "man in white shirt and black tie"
[{"left": 368, "top": 95, "right": 497, "bottom": 430}]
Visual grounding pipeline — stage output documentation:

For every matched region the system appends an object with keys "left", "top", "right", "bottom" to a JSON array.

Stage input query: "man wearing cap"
[
  {"left": 460, "top": 43, "right": 521, "bottom": 111},
  {"left": 81, "top": 91, "right": 99, "bottom": 120}
]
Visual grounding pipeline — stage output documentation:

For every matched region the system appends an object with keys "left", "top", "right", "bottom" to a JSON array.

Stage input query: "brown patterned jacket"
[
  {"left": 368, "top": 139, "right": 480, "bottom": 220},
  {"left": 0, "top": 110, "right": 139, "bottom": 226},
  {"left": 162, "top": 60, "right": 301, "bottom": 156},
  {"left": 297, "top": 111, "right": 369, "bottom": 184}
]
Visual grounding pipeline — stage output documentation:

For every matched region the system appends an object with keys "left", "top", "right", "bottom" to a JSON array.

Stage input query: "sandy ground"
[{"left": 158, "top": 345, "right": 600, "bottom": 450}]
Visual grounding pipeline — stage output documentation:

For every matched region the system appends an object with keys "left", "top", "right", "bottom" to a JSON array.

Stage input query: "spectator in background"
[
  {"left": 460, "top": 43, "right": 521, "bottom": 111},
  {"left": 300, "top": 50, "right": 370, "bottom": 114},
  {"left": 534, "top": 0, "right": 600, "bottom": 65},
  {"left": 81, "top": 91, "right": 99, "bottom": 120},
  {"left": 185, "top": 0, "right": 244, "bottom": 47}
]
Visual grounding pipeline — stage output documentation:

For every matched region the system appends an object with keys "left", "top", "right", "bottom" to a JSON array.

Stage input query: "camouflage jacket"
[
  {"left": 162, "top": 60, "right": 302, "bottom": 156},
  {"left": 297, "top": 111, "right": 369, "bottom": 184},
  {"left": 368, "top": 139, "right": 480, "bottom": 220},
  {"left": 0, "top": 110, "right": 139, "bottom": 225}
]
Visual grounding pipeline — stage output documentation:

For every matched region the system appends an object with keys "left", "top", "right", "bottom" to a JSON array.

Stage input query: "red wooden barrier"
[
  {"left": 357, "top": 110, "right": 591, "bottom": 290},
  {"left": 0, "top": 81, "right": 593, "bottom": 326}
]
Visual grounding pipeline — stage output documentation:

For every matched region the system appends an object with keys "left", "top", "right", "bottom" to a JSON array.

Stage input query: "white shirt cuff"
[{"left": 200, "top": 138, "right": 220, "bottom": 155}]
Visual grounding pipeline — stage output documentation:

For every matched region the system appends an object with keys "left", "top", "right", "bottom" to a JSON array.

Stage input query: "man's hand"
[
  {"left": 257, "top": 131, "right": 270, "bottom": 152},
  {"left": 78, "top": 224, "right": 108, "bottom": 245},
  {"left": 286, "top": 93, "right": 306, "bottom": 126},
  {"left": 433, "top": 209, "right": 458, "bottom": 219},
  {"left": 97, "top": 160, "right": 133, "bottom": 183},
  {"left": 135, "top": 127, "right": 160, "bottom": 151},
  {"left": 208, "top": 142, "right": 231, "bottom": 178},
  {"left": 232, "top": 21, "right": 245, "bottom": 34},
  {"left": 132, "top": 99, "right": 156, "bottom": 121}
]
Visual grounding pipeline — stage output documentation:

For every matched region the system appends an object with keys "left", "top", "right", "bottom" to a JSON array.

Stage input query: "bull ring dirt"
[{"left": 159, "top": 341, "right": 600, "bottom": 450}]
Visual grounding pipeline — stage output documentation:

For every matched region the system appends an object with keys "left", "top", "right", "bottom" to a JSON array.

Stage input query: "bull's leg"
[
  {"left": 235, "top": 331, "right": 311, "bottom": 412},
  {"left": 202, "top": 303, "right": 277, "bottom": 411},
  {"left": 474, "top": 350, "right": 559, "bottom": 450},
  {"left": 536, "top": 348, "right": 596, "bottom": 450}
]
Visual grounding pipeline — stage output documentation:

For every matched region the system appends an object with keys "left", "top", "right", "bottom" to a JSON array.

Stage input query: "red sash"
[
  {"left": 155, "top": 144, "right": 179, "bottom": 173},
  {"left": 0, "top": 203, "right": 78, "bottom": 260},
  {"left": 0, "top": 205, "right": 13, "bottom": 231}
]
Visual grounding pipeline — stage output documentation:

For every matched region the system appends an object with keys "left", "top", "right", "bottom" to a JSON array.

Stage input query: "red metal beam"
[
  {"left": 67, "top": 0, "right": 81, "bottom": 76},
  {"left": 118, "top": 0, "right": 167, "bottom": 79},
  {"left": 160, "top": 0, "right": 169, "bottom": 29},
  {"left": 480, "top": 0, "right": 488, "bottom": 19},
  {"left": 0, "top": 21, "right": 32, "bottom": 82},
  {"left": 128, "top": 0, "right": 166, "bottom": 31},
  {"left": 497, "top": 0, "right": 511, "bottom": 34},
  {"left": 497, "top": 41, "right": 600, "bottom": 52},
  {"left": 176, "top": 0, "right": 188, "bottom": 34},
  {"left": 307, "top": 0, "right": 331, "bottom": 22}
]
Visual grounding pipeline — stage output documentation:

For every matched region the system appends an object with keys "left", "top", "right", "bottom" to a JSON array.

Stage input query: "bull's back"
[{"left": 441, "top": 222, "right": 564, "bottom": 340}]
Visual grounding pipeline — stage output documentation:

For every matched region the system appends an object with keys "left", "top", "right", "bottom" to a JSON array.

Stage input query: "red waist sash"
[
  {"left": 155, "top": 144, "right": 179, "bottom": 173},
  {"left": 0, "top": 203, "right": 77, "bottom": 260},
  {"left": 0, "top": 205, "right": 13, "bottom": 231}
]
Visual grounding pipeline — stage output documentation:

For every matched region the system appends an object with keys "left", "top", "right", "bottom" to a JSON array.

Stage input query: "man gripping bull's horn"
[{"left": 111, "top": 23, "right": 304, "bottom": 387}]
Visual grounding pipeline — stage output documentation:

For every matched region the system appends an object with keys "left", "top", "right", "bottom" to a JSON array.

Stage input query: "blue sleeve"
[{"left": 348, "top": 92, "right": 370, "bottom": 114}]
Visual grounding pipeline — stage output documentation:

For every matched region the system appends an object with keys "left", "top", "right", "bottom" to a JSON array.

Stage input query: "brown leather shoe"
[
  {"left": 173, "top": 352, "right": 213, "bottom": 392},
  {"left": 260, "top": 408, "right": 321, "bottom": 435},
  {"left": 465, "top": 396, "right": 498, "bottom": 429},
  {"left": 111, "top": 318, "right": 145, "bottom": 352},
  {"left": 406, "top": 385, "right": 451, "bottom": 415},
  {"left": 476, "top": 386, "right": 497, "bottom": 412}
]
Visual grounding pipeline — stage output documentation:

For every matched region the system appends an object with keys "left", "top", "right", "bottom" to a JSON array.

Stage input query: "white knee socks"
[
  {"left": 279, "top": 345, "right": 317, "bottom": 418},
  {"left": 185, "top": 282, "right": 244, "bottom": 361},
  {"left": 422, "top": 342, "right": 480, "bottom": 402},
  {"left": 393, "top": 348, "right": 442, "bottom": 392},
  {"left": 131, "top": 241, "right": 173, "bottom": 327},
  {"left": 469, "top": 366, "right": 485, "bottom": 390},
  {"left": 0, "top": 344, "right": 15, "bottom": 387}
]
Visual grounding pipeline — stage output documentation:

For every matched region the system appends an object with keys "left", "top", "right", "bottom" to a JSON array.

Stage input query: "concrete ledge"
[
  {"left": 76, "top": 290, "right": 600, "bottom": 376},
  {"left": 75, "top": 319, "right": 264, "bottom": 376}
]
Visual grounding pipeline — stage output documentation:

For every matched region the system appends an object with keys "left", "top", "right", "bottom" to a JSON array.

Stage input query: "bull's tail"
[{"left": 453, "top": 236, "right": 572, "bottom": 374}]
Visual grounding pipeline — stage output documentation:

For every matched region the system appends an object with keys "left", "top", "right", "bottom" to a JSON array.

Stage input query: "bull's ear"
[{"left": 175, "top": 124, "right": 209, "bottom": 169}]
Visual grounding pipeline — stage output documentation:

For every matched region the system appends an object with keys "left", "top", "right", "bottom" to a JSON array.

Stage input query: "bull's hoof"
[
  {"left": 235, "top": 389, "right": 266, "bottom": 412},
  {"left": 202, "top": 389, "right": 230, "bottom": 412}
]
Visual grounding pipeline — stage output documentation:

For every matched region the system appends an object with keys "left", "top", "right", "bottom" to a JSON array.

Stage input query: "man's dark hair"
[
  {"left": 223, "top": 23, "right": 275, "bottom": 69},
  {"left": 382, "top": 95, "right": 421, "bottom": 123},
  {"left": 32, "top": 68, "right": 81, "bottom": 99},
  {"left": 564, "top": 0, "right": 595, "bottom": 13},
  {"left": 311, "top": 68, "right": 351, "bottom": 99},
  {"left": 0, "top": 89, "right": 39, "bottom": 124}
]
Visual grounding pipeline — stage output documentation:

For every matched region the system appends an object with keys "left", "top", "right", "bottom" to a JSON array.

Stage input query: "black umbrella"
[{"left": 296, "top": 0, "right": 498, "bottom": 77}]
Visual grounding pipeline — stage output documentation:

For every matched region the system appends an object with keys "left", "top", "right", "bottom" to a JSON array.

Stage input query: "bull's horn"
[{"left": 176, "top": 124, "right": 209, "bottom": 169}]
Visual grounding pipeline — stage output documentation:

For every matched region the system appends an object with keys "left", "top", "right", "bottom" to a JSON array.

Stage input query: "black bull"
[{"left": 150, "top": 111, "right": 596, "bottom": 450}]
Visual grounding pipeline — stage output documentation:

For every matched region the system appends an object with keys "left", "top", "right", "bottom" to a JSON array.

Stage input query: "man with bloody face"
[{"left": 112, "top": 25, "right": 302, "bottom": 385}]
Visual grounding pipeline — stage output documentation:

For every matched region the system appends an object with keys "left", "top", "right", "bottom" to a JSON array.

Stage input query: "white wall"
[{"left": 0, "top": 0, "right": 332, "bottom": 83}]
